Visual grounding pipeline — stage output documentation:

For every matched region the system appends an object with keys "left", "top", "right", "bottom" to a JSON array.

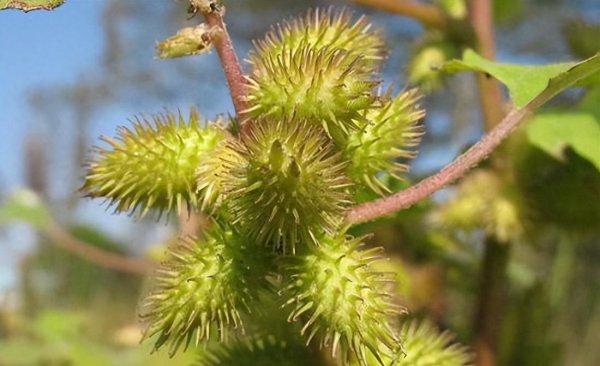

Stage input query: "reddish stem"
[
  {"left": 468, "top": 0, "right": 505, "bottom": 131},
  {"left": 353, "top": 0, "right": 474, "bottom": 42},
  {"left": 203, "top": 9, "right": 248, "bottom": 122},
  {"left": 345, "top": 108, "right": 530, "bottom": 224},
  {"left": 47, "top": 223, "right": 153, "bottom": 275},
  {"left": 353, "top": 0, "right": 448, "bottom": 30},
  {"left": 467, "top": 3, "right": 509, "bottom": 366},
  {"left": 473, "top": 237, "right": 510, "bottom": 366}
]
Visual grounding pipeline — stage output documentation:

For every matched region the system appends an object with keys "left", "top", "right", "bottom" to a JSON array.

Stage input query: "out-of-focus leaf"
[
  {"left": 526, "top": 112, "right": 600, "bottom": 170},
  {"left": 31, "top": 310, "right": 85, "bottom": 342},
  {"left": 526, "top": 88, "right": 600, "bottom": 171},
  {"left": 0, "top": 310, "right": 197, "bottom": 365},
  {"left": 0, "top": 310, "right": 110, "bottom": 366},
  {"left": 0, "top": 0, "right": 63, "bottom": 12},
  {"left": 513, "top": 142, "right": 600, "bottom": 229},
  {"left": 116, "top": 341, "right": 198, "bottom": 365},
  {"left": 0, "top": 189, "right": 50, "bottom": 228},
  {"left": 442, "top": 50, "right": 600, "bottom": 107},
  {"left": 564, "top": 19, "right": 600, "bottom": 59},
  {"left": 529, "top": 54, "right": 600, "bottom": 108},
  {"left": 436, "top": 0, "right": 466, "bottom": 19},
  {"left": 0, "top": 339, "right": 45, "bottom": 365},
  {"left": 493, "top": 0, "right": 524, "bottom": 24}
]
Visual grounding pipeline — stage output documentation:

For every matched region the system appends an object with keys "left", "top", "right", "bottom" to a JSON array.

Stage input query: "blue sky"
[
  {"left": 1, "top": 2, "right": 104, "bottom": 189},
  {"left": 1, "top": 2, "right": 107, "bottom": 291},
  {"left": 0, "top": 2, "right": 190, "bottom": 292}
]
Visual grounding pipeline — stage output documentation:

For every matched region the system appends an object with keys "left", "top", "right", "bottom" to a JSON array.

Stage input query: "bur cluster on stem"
[{"left": 82, "top": 4, "right": 471, "bottom": 365}]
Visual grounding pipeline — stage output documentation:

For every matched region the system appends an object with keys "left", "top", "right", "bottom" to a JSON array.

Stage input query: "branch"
[
  {"left": 467, "top": 2, "right": 507, "bottom": 366},
  {"left": 352, "top": 0, "right": 473, "bottom": 40},
  {"left": 46, "top": 222, "right": 154, "bottom": 275},
  {"left": 345, "top": 107, "right": 530, "bottom": 224},
  {"left": 468, "top": 0, "right": 505, "bottom": 130},
  {"left": 472, "top": 237, "right": 510, "bottom": 366},
  {"left": 199, "top": 2, "right": 248, "bottom": 123},
  {"left": 353, "top": 0, "right": 447, "bottom": 29}
]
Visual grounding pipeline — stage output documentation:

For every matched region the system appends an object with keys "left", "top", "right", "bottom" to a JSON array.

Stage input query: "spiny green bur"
[
  {"left": 80, "top": 6, "right": 473, "bottom": 365},
  {"left": 283, "top": 234, "right": 403, "bottom": 365},
  {"left": 246, "top": 45, "right": 378, "bottom": 142},
  {"left": 245, "top": 9, "right": 386, "bottom": 143},
  {"left": 140, "top": 224, "right": 270, "bottom": 356},
  {"left": 346, "top": 89, "right": 425, "bottom": 196},
  {"left": 195, "top": 138, "right": 245, "bottom": 211},
  {"left": 348, "top": 320, "right": 472, "bottom": 366},
  {"left": 431, "top": 169, "right": 523, "bottom": 243},
  {"left": 224, "top": 120, "right": 351, "bottom": 253},
  {"left": 395, "top": 320, "right": 472, "bottom": 366},
  {"left": 81, "top": 109, "right": 227, "bottom": 218},
  {"left": 254, "top": 8, "right": 386, "bottom": 69},
  {"left": 197, "top": 335, "right": 319, "bottom": 366}
]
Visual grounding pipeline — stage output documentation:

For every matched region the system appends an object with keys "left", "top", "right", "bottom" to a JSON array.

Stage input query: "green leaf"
[
  {"left": 564, "top": 19, "right": 600, "bottom": 59},
  {"left": 0, "top": 0, "right": 63, "bottom": 12},
  {"left": 0, "top": 310, "right": 112, "bottom": 366},
  {"left": 0, "top": 339, "right": 45, "bottom": 365},
  {"left": 443, "top": 49, "right": 600, "bottom": 107},
  {"left": 31, "top": 310, "right": 86, "bottom": 342},
  {"left": 526, "top": 88, "right": 600, "bottom": 170},
  {"left": 493, "top": 0, "right": 524, "bottom": 24},
  {"left": 528, "top": 55, "right": 600, "bottom": 109},
  {"left": 0, "top": 189, "right": 50, "bottom": 228},
  {"left": 526, "top": 113, "right": 600, "bottom": 170}
]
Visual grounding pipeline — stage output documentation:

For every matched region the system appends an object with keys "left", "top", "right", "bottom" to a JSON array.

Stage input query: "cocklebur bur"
[{"left": 81, "top": 109, "right": 228, "bottom": 218}]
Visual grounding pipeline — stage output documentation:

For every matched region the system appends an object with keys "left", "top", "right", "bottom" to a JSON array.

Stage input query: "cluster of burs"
[{"left": 83, "top": 8, "right": 426, "bottom": 366}]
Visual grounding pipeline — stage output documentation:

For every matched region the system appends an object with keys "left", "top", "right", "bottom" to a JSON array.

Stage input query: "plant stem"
[
  {"left": 345, "top": 107, "right": 530, "bottom": 224},
  {"left": 467, "top": 2, "right": 509, "bottom": 366},
  {"left": 352, "top": 0, "right": 474, "bottom": 41},
  {"left": 353, "top": 0, "right": 448, "bottom": 30},
  {"left": 46, "top": 222, "right": 153, "bottom": 275},
  {"left": 468, "top": 0, "right": 505, "bottom": 131},
  {"left": 473, "top": 237, "right": 510, "bottom": 366},
  {"left": 202, "top": 6, "right": 248, "bottom": 123}
]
